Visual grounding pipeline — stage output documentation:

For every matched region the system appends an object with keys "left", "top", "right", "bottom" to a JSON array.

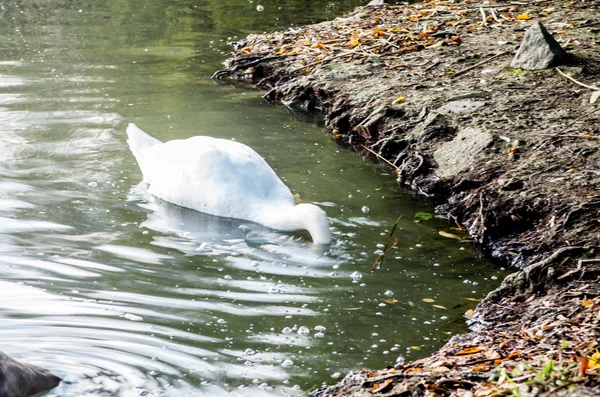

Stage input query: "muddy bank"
[{"left": 214, "top": 0, "right": 600, "bottom": 395}]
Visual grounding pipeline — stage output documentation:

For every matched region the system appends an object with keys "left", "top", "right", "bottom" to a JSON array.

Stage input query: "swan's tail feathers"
[{"left": 126, "top": 123, "right": 162, "bottom": 157}]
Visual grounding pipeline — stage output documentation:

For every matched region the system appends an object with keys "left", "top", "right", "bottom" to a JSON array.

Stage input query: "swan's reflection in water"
[{"left": 135, "top": 191, "right": 339, "bottom": 278}]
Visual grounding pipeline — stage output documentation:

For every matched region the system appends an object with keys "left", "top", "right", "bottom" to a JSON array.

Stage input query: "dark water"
[{"left": 0, "top": 1, "right": 506, "bottom": 396}]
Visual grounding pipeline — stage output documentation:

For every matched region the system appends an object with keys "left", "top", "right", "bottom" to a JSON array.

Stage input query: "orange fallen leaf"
[
  {"left": 472, "top": 363, "right": 489, "bottom": 372},
  {"left": 578, "top": 353, "right": 588, "bottom": 377},
  {"left": 455, "top": 346, "right": 485, "bottom": 356},
  {"left": 507, "top": 351, "right": 520, "bottom": 360},
  {"left": 373, "top": 379, "right": 393, "bottom": 392},
  {"left": 582, "top": 299, "right": 595, "bottom": 308},
  {"left": 516, "top": 13, "right": 531, "bottom": 20}
]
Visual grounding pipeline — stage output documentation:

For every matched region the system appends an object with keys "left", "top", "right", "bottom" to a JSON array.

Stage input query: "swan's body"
[{"left": 126, "top": 123, "right": 331, "bottom": 244}]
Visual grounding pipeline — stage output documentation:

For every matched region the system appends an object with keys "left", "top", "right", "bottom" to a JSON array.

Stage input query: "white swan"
[{"left": 126, "top": 123, "right": 332, "bottom": 244}]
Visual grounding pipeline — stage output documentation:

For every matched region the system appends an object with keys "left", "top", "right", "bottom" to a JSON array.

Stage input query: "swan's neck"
[{"left": 257, "top": 203, "right": 332, "bottom": 245}]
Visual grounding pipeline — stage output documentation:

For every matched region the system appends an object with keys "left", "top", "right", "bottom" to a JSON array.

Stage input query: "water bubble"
[
  {"left": 197, "top": 242, "right": 212, "bottom": 251},
  {"left": 350, "top": 271, "right": 362, "bottom": 282},
  {"left": 297, "top": 326, "right": 310, "bottom": 335},
  {"left": 361, "top": 206, "right": 370, "bottom": 214},
  {"left": 267, "top": 286, "right": 280, "bottom": 294},
  {"left": 217, "top": 318, "right": 227, "bottom": 324},
  {"left": 281, "top": 359, "right": 294, "bottom": 367},
  {"left": 314, "top": 332, "right": 325, "bottom": 338},
  {"left": 384, "top": 290, "right": 394, "bottom": 297},
  {"left": 282, "top": 327, "right": 293, "bottom": 334},
  {"left": 243, "top": 348, "right": 256, "bottom": 356},
  {"left": 314, "top": 325, "right": 326, "bottom": 332},
  {"left": 87, "top": 181, "right": 98, "bottom": 187},
  {"left": 256, "top": 5, "right": 264, "bottom": 12}
]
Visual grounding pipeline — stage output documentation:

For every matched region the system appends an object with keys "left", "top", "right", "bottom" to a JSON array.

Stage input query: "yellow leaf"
[
  {"left": 464, "top": 309, "right": 475, "bottom": 318},
  {"left": 422, "top": 298, "right": 435, "bottom": 303},
  {"left": 516, "top": 13, "right": 531, "bottom": 20},
  {"left": 582, "top": 299, "right": 595, "bottom": 308},
  {"left": 411, "top": 345, "right": 422, "bottom": 350},
  {"left": 385, "top": 298, "right": 399, "bottom": 304},
  {"left": 589, "top": 350, "right": 600, "bottom": 369},
  {"left": 439, "top": 230, "right": 462, "bottom": 240},
  {"left": 392, "top": 96, "right": 406, "bottom": 105},
  {"left": 432, "top": 305, "right": 448, "bottom": 310}
]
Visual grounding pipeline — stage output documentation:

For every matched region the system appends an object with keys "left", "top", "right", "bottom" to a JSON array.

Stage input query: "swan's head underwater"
[{"left": 126, "top": 123, "right": 332, "bottom": 245}]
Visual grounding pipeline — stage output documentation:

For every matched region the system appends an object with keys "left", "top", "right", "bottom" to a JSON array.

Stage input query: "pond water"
[{"left": 0, "top": 1, "right": 506, "bottom": 396}]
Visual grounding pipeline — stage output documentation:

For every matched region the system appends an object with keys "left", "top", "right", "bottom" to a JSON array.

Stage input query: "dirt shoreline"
[{"left": 214, "top": 0, "right": 600, "bottom": 395}]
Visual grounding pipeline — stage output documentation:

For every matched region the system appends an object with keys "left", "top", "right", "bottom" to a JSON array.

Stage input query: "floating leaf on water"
[
  {"left": 410, "top": 345, "right": 422, "bottom": 350},
  {"left": 464, "top": 309, "right": 475, "bottom": 318},
  {"left": 384, "top": 298, "right": 399, "bottom": 304},
  {"left": 422, "top": 298, "right": 435, "bottom": 303},
  {"left": 465, "top": 298, "right": 483, "bottom": 302},
  {"left": 343, "top": 307, "right": 362, "bottom": 311},
  {"left": 432, "top": 305, "right": 447, "bottom": 310},
  {"left": 414, "top": 211, "right": 433, "bottom": 221},
  {"left": 439, "top": 230, "right": 462, "bottom": 240}
]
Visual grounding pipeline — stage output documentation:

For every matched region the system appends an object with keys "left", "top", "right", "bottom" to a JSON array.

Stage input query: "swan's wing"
[{"left": 137, "top": 136, "right": 294, "bottom": 219}]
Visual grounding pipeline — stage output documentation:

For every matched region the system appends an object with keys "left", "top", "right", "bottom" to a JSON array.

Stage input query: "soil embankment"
[{"left": 214, "top": 0, "right": 600, "bottom": 395}]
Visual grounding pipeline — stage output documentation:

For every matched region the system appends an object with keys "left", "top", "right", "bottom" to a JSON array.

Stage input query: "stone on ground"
[{"left": 510, "top": 22, "right": 569, "bottom": 70}]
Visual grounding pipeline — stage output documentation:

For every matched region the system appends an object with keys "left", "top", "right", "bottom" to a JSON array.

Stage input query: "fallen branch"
[
  {"left": 451, "top": 50, "right": 511, "bottom": 78},
  {"left": 360, "top": 144, "right": 400, "bottom": 170},
  {"left": 556, "top": 67, "right": 600, "bottom": 91},
  {"left": 372, "top": 215, "right": 402, "bottom": 270}
]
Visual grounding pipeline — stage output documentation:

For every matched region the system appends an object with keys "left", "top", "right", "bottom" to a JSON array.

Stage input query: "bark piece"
[{"left": 511, "top": 22, "right": 569, "bottom": 70}]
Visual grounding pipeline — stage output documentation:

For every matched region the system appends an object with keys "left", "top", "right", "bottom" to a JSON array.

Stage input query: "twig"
[
  {"left": 372, "top": 215, "right": 402, "bottom": 270},
  {"left": 556, "top": 68, "right": 600, "bottom": 91},
  {"left": 360, "top": 144, "right": 400, "bottom": 170},
  {"left": 451, "top": 50, "right": 511, "bottom": 78}
]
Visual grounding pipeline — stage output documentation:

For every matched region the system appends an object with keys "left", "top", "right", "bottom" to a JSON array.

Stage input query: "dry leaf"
[
  {"left": 392, "top": 96, "right": 406, "bottom": 105},
  {"left": 373, "top": 378, "right": 393, "bottom": 392},
  {"left": 591, "top": 91, "right": 600, "bottom": 104},
  {"left": 432, "top": 305, "right": 448, "bottom": 310},
  {"left": 588, "top": 350, "right": 600, "bottom": 369},
  {"left": 422, "top": 298, "right": 435, "bottom": 303},
  {"left": 439, "top": 230, "right": 462, "bottom": 240},
  {"left": 385, "top": 298, "right": 399, "bottom": 304},
  {"left": 455, "top": 346, "right": 485, "bottom": 355},
  {"left": 464, "top": 309, "right": 475, "bottom": 318},
  {"left": 582, "top": 299, "right": 595, "bottom": 308},
  {"left": 516, "top": 13, "right": 531, "bottom": 20}
]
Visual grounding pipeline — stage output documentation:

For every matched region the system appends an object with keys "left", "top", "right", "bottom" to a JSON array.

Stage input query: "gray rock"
[
  {"left": 433, "top": 127, "right": 493, "bottom": 178},
  {"left": 511, "top": 22, "right": 570, "bottom": 70},
  {"left": 0, "top": 351, "right": 61, "bottom": 397}
]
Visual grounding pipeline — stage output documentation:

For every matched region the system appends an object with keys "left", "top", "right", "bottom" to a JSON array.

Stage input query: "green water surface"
[{"left": 0, "top": 1, "right": 506, "bottom": 396}]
